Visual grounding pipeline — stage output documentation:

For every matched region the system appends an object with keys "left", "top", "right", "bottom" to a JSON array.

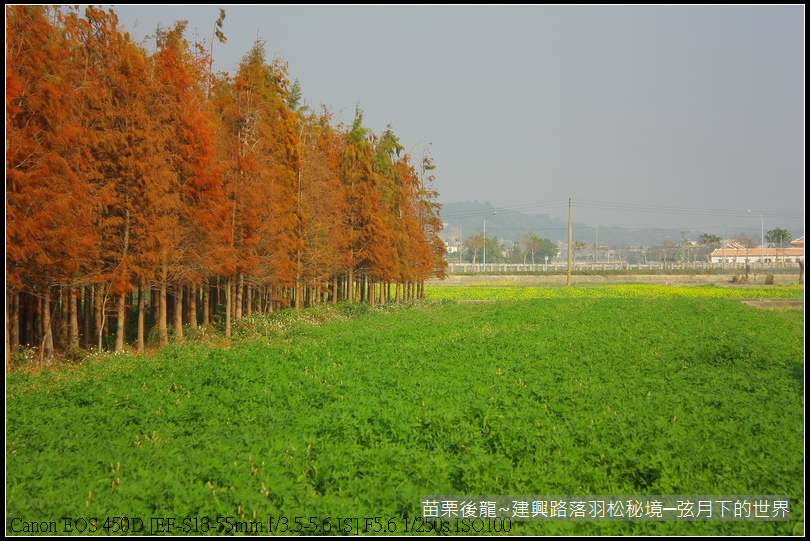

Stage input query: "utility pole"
[
  {"left": 747, "top": 209, "right": 764, "bottom": 267},
  {"left": 567, "top": 197, "right": 572, "bottom": 286},
  {"left": 483, "top": 211, "right": 497, "bottom": 272}
]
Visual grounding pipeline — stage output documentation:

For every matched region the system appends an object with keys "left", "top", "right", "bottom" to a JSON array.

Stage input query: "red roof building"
[{"left": 709, "top": 243, "right": 804, "bottom": 265}]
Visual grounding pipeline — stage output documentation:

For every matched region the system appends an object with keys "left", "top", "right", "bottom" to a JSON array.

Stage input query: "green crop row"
[{"left": 6, "top": 298, "right": 804, "bottom": 535}]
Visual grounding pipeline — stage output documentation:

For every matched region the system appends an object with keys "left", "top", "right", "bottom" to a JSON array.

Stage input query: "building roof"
[
  {"left": 710, "top": 247, "right": 804, "bottom": 257},
  {"left": 791, "top": 236, "right": 804, "bottom": 246}
]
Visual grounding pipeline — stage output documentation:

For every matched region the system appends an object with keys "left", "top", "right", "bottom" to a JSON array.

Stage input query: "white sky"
[{"left": 106, "top": 4, "right": 804, "bottom": 237}]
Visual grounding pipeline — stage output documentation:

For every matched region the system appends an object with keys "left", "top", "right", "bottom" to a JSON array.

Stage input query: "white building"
[{"left": 709, "top": 237, "right": 804, "bottom": 265}]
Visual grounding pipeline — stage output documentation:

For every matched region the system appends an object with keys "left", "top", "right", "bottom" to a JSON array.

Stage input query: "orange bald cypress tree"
[
  {"left": 61, "top": 6, "right": 165, "bottom": 351},
  {"left": 294, "top": 109, "right": 349, "bottom": 307},
  {"left": 7, "top": 6, "right": 447, "bottom": 362},
  {"left": 148, "top": 22, "right": 228, "bottom": 345},
  {"left": 374, "top": 126, "right": 421, "bottom": 303},
  {"left": 6, "top": 6, "right": 100, "bottom": 358},
  {"left": 387, "top": 148, "right": 447, "bottom": 300},
  {"left": 213, "top": 41, "right": 299, "bottom": 325},
  {"left": 340, "top": 108, "right": 395, "bottom": 302}
]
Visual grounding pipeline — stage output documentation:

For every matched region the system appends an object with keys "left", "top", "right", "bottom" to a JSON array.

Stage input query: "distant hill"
[{"left": 439, "top": 201, "right": 701, "bottom": 248}]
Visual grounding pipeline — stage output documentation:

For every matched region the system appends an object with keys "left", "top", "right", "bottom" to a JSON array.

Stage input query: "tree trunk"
[
  {"left": 294, "top": 273, "right": 302, "bottom": 311},
  {"left": 166, "top": 288, "right": 174, "bottom": 330},
  {"left": 82, "top": 286, "right": 92, "bottom": 349},
  {"left": 114, "top": 206, "right": 130, "bottom": 352},
  {"left": 9, "top": 290, "right": 20, "bottom": 349},
  {"left": 41, "top": 289, "right": 54, "bottom": 360},
  {"left": 114, "top": 292, "right": 127, "bottom": 352},
  {"left": 202, "top": 280, "right": 210, "bottom": 326},
  {"left": 102, "top": 295, "right": 110, "bottom": 347},
  {"left": 225, "top": 276, "right": 232, "bottom": 339},
  {"left": 181, "top": 283, "right": 190, "bottom": 327},
  {"left": 173, "top": 283, "right": 184, "bottom": 341},
  {"left": 58, "top": 287, "right": 68, "bottom": 349},
  {"left": 150, "top": 284, "right": 159, "bottom": 329},
  {"left": 235, "top": 273, "right": 243, "bottom": 320},
  {"left": 158, "top": 274, "right": 169, "bottom": 347},
  {"left": 137, "top": 280, "right": 146, "bottom": 354},
  {"left": 6, "top": 291, "right": 13, "bottom": 371},
  {"left": 24, "top": 292, "right": 35, "bottom": 347},
  {"left": 95, "top": 284, "right": 105, "bottom": 351},
  {"left": 69, "top": 287, "right": 79, "bottom": 349},
  {"left": 188, "top": 284, "right": 198, "bottom": 328}
]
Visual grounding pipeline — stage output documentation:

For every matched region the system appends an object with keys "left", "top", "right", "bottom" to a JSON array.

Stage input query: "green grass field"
[{"left": 6, "top": 295, "right": 804, "bottom": 535}]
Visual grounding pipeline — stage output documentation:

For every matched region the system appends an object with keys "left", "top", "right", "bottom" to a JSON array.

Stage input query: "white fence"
[{"left": 444, "top": 260, "right": 803, "bottom": 273}]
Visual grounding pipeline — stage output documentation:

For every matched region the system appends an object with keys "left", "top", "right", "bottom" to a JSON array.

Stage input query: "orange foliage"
[{"left": 6, "top": 6, "right": 446, "bottom": 352}]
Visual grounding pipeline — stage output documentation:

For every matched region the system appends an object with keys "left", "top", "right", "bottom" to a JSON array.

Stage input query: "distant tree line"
[
  {"left": 461, "top": 232, "right": 558, "bottom": 264},
  {"left": 6, "top": 6, "right": 446, "bottom": 361}
]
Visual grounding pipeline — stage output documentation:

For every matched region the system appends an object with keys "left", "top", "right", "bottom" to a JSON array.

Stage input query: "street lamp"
[
  {"left": 483, "top": 211, "right": 498, "bottom": 271},
  {"left": 454, "top": 223, "right": 464, "bottom": 262},
  {"left": 458, "top": 223, "right": 463, "bottom": 261},
  {"left": 747, "top": 209, "right": 764, "bottom": 267}
]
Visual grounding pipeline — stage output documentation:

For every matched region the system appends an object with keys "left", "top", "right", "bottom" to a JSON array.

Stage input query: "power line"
[
  {"left": 441, "top": 198, "right": 803, "bottom": 221},
  {"left": 571, "top": 198, "right": 803, "bottom": 219},
  {"left": 439, "top": 199, "right": 569, "bottom": 220}
]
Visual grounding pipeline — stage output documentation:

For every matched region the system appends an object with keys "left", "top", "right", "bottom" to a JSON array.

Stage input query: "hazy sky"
[{"left": 107, "top": 5, "right": 804, "bottom": 237}]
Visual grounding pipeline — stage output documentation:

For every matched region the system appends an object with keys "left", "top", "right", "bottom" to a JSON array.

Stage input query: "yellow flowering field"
[{"left": 425, "top": 284, "right": 805, "bottom": 301}]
